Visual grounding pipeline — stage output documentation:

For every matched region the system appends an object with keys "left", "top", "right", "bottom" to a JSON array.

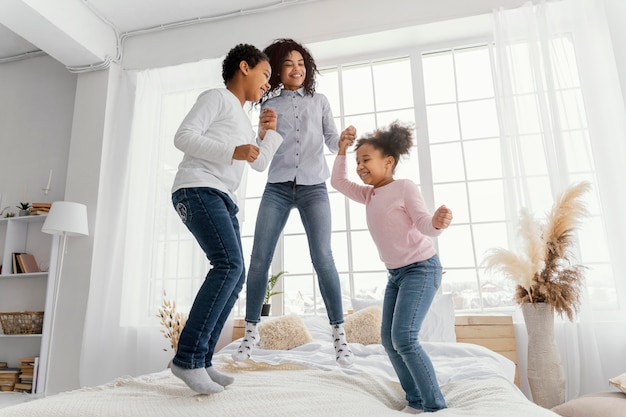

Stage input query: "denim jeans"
[
  {"left": 171, "top": 187, "right": 246, "bottom": 369},
  {"left": 381, "top": 255, "right": 447, "bottom": 412},
  {"left": 244, "top": 181, "right": 344, "bottom": 324}
]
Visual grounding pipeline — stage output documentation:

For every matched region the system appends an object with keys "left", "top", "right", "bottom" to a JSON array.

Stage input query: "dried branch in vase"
[
  {"left": 482, "top": 181, "right": 590, "bottom": 321},
  {"left": 157, "top": 290, "right": 187, "bottom": 352}
]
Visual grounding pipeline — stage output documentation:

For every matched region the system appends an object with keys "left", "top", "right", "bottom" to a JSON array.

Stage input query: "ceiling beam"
[{"left": 0, "top": 0, "right": 118, "bottom": 69}]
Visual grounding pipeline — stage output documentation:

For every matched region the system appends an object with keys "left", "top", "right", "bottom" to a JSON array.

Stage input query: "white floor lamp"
[{"left": 41, "top": 201, "right": 89, "bottom": 395}]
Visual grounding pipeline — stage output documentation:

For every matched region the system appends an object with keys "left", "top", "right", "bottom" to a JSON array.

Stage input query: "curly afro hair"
[
  {"left": 221, "top": 43, "right": 269, "bottom": 84},
  {"left": 263, "top": 38, "right": 318, "bottom": 97},
  {"left": 355, "top": 121, "right": 414, "bottom": 172}
]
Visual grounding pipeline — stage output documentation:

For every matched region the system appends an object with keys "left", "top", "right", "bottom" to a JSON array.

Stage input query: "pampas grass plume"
[{"left": 482, "top": 181, "right": 590, "bottom": 321}]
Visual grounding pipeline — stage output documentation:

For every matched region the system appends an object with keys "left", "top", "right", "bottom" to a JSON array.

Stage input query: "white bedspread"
[
  {"left": 0, "top": 337, "right": 560, "bottom": 417},
  {"left": 0, "top": 365, "right": 557, "bottom": 417}
]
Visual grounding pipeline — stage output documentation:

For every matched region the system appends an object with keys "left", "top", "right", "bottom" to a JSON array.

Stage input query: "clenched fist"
[
  {"left": 432, "top": 205, "right": 453, "bottom": 230},
  {"left": 233, "top": 144, "right": 260, "bottom": 162},
  {"left": 258, "top": 108, "right": 278, "bottom": 139}
]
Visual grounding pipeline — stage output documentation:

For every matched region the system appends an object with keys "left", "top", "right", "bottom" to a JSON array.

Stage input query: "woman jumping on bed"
[
  {"left": 330, "top": 121, "right": 452, "bottom": 413},
  {"left": 170, "top": 43, "right": 282, "bottom": 395},
  {"left": 232, "top": 38, "right": 355, "bottom": 366}
]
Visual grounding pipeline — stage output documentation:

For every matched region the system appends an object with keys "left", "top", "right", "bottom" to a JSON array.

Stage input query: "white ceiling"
[
  {"left": 0, "top": 0, "right": 304, "bottom": 63},
  {"left": 0, "top": 0, "right": 532, "bottom": 70}
]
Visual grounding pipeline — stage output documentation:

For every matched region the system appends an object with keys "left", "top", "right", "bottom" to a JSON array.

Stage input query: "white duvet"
[{"left": 0, "top": 318, "right": 559, "bottom": 417}]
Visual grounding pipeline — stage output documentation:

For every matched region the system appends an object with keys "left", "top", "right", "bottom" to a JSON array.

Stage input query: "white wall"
[
  {"left": 1, "top": 0, "right": 625, "bottom": 395},
  {"left": 0, "top": 55, "right": 75, "bottom": 210}
]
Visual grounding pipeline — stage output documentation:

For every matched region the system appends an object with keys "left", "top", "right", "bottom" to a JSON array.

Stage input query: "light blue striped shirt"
[{"left": 262, "top": 88, "right": 340, "bottom": 185}]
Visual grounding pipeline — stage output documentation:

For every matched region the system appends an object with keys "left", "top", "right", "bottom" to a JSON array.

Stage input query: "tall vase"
[{"left": 522, "top": 302, "right": 566, "bottom": 409}]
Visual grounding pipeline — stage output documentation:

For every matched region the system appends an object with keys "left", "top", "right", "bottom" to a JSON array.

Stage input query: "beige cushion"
[
  {"left": 610, "top": 373, "right": 626, "bottom": 394},
  {"left": 551, "top": 392, "right": 626, "bottom": 417},
  {"left": 344, "top": 305, "right": 382, "bottom": 345},
  {"left": 258, "top": 315, "right": 312, "bottom": 350}
]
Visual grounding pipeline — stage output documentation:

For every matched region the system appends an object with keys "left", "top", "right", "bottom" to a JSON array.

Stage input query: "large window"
[{"left": 131, "top": 37, "right": 618, "bottom": 324}]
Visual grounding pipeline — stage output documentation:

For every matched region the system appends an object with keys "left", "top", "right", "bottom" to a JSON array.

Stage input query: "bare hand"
[
  {"left": 258, "top": 108, "right": 278, "bottom": 139},
  {"left": 432, "top": 205, "right": 453, "bottom": 230},
  {"left": 233, "top": 144, "right": 260, "bottom": 162},
  {"left": 338, "top": 125, "right": 356, "bottom": 155}
]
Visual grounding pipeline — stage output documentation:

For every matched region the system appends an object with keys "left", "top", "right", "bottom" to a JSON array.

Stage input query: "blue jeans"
[
  {"left": 381, "top": 255, "right": 447, "bottom": 412},
  {"left": 244, "top": 181, "right": 344, "bottom": 324},
  {"left": 171, "top": 187, "right": 246, "bottom": 369}
]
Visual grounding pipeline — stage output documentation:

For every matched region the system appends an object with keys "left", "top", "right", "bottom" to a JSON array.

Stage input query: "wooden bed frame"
[{"left": 233, "top": 314, "right": 519, "bottom": 387}]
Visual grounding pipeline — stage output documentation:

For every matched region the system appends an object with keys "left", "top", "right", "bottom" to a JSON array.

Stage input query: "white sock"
[
  {"left": 206, "top": 366, "right": 234, "bottom": 386},
  {"left": 232, "top": 321, "right": 259, "bottom": 361},
  {"left": 171, "top": 363, "right": 224, "bottom": 394},
  {"left": 401, "top": 406, "right": 424, "bottom": 414},
  {"left": 332, "top": 323, "right": 354, "bottom": 366}
]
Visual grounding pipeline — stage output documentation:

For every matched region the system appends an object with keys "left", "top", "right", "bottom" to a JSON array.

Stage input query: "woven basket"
[{"left": 0, "top": 312, "right": 44, "bottom": 335}]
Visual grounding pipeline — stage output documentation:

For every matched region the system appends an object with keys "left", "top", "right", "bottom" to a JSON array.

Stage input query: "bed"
[{"left": 0, "top": 297, "right": 560, "bottom": 417}]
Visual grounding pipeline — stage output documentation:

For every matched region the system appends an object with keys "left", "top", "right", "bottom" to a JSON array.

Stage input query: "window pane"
[
  {"left": 246, "top": 168, "right": 269, "bottom": 199},
  {"left": 342, "top": 64, "right": 374, "bottom": 115},
  {"left": 345, "top": 114, "right": 376, "bottom": 135},
  {"left": 434, "top": 183, "right": 469, "bottom": 224},
  {"left": 467, "top": 180, "right": 506, "bottom": 222},
  {"left": 240, "top": 202, "right": 259, "bottom": 238},
  {"left": 442, "top": 269, "right": 480, "bottom": 309},
  {"left": 395, "top": 147, "right": 420, "bottom": 183},
  {"left": 557, "top": 89, "right": 587, "bottom": 130},
  {"left": 430, "top": 142, "right": 465, "bottom": 183},
  {"left": 348, "top": 199, "right": 367, "bottom": 229},
  {"left": 377, "top": 109, "right": 415, "bottom": 128},
  {"left": 422, "top": 52, "right": 455, "bottom": 104},
  {"left": 352, "top": 272, "right": 387, "bottom": 299},
  {"left": 463, "top": 138, "right": 502, "bottom": 180},
  {"left": 284, "top": 235, "right": 312, "bottom": 274},
  {"left": 350, "top": 230, "right": 384, "bottom": 270},
  {"left": 458, "top": 99, "right": 499, "bottom": 139},
  {"left": 284, "top": 274, "right": 317, "bottom": 315},
  {"left": 332, "top": 231, "right": 349, "bottom": 272},
  {"left": 519, "top": 134, "right": 549, "bottom": 176},
  {"left": 563, "top": 131, "right": 593, "bottom": 172},
  {"left": 317, "top": 69, "right": 340, "bottom": 116},
  {"left": 455, "top": 47, "right": 494, "bottom": 100},
  {"left": 426, "top": 104, "right": 460, "bottom": 143},
  {"left": 373, "top": 58, "right": 413, "bottom": 111},
  {"left": 284, "top": 211, "right": 305, "bottom": 234},
  {"left": 514, "top": 94, "right": 541, "bottom": 134},
  {"left": 473, "top": 222, "right": 508, "bottom": 262},
  {"left": 437, "top": 225, "right": 475, "bottom": 267}
]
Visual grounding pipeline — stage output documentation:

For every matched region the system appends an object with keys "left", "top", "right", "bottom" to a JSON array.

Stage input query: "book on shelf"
[
  {"left": 16, "top": 254, "right": 40, "bottom": 273},
  {"left": 0, "top": 362, "right": 7, "bottom": 369},
  {"left": 29, "top": 203, "right": 51, "bottom": 215},
  {"left": 12, "top": 253, "right": 23, "bottom": 274},
  {"left": 31, "top": 357, "right": 39, "bottom": 394},
  {"left": 13, "top": 382, "right": 32, "bottom": 393}
]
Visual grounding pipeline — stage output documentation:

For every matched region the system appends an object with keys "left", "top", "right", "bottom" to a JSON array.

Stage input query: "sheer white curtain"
[
  {"left": 493, "top": 0, "right": 626, "bottom": 400},
  {"left": 80, "top": 59, "right": 229, "bottom": 387}
]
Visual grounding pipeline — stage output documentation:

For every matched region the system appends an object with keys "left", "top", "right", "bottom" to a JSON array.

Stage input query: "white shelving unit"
[{"left": 0, "top": 214, "right": 58, "bottom": 395}]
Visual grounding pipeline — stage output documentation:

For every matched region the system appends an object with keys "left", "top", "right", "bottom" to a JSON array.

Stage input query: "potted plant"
[
  {"left": 262, "top": 271, "right": 285, "bottom": 316},
  {"left": 481, "top": 181, "right": 590, "bottom": 409},
  {"left": 17, "top": 202, "right": 31, "bottom": 216}
]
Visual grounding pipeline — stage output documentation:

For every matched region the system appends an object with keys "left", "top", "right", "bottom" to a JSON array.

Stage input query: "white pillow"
[
  {"left": 351, "top": 293, "right": 456, "bottom": 343},
  {"left": 351, "top": 297, "right": 383, "bottom": 312},
  {"left": 419, "top": 293, "right": 456, "bottom": 342},
  {"left": 610, "top": 373, "right": 626, "bottom": 394}
]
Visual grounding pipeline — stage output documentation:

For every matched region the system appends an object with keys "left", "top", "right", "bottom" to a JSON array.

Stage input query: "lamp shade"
[{"left": 42, "top": 201, "right": 89, "bottom": 236}]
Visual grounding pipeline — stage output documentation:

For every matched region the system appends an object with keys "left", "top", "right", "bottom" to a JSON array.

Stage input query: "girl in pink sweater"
[{"left": 331, "top": 121, "right": 452, "bottom": 414}]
